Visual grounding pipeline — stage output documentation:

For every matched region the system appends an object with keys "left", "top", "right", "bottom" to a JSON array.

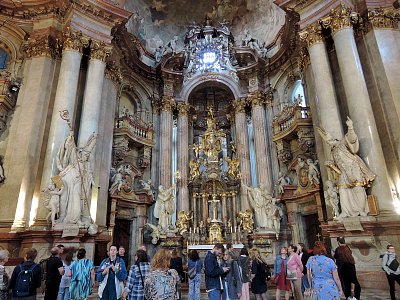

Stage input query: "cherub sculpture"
[
  {"left": 276, "top": 171, "right": 291, "bottom": 195},
  {"left": 109, "top": 166, "right": 124, "bottom": 195},
  {"left": 43, "top": 181, "right": 64, "bottom": 227},
  {"left": 189, "top": 159, "right": 201, "bottom": 181},
  {"left": 145, "top": 223, "right": 162, "bottom": 245},
  {"left": 139, "top": 179, "right": 154, "bottom": 196},
  {"left": 307, "top": 159, "right": 320, "bottom": 186},
  {"left": 324, "top": 180, "right": 340, "bottom": 219}
]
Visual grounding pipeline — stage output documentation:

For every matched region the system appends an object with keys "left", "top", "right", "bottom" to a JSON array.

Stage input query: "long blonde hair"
[
  {"left": 151, "top": 249, "right": 171, "bottom": 271},
  {"left": 251, "top": 248, "right": 267, "bottom": 264}
]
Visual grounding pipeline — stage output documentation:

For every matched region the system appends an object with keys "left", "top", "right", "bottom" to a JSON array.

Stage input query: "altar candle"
[
  {"left": 234, "top": 226, "right": 236, "bottom": 233},
  {"left": 230, "top": 226, "right": 233, "bottom": 233},
  {"left": 190, "top": 227, "right": 192, "bottom": 233}
]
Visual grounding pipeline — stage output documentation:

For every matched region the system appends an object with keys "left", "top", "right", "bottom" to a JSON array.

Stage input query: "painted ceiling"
[{"left": 124, "top": 0, "right": 286, "bottom": 55}]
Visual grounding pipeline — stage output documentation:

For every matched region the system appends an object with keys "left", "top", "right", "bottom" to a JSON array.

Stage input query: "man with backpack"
[
  {"left": 9, "top": 248, "right": 42, "bottom": 299},
  {"left": 382, "top": 244, "right": 400, "bottom": 300},
  {"left": 44, "top": 247, "right": 64, "bottom": 300}
]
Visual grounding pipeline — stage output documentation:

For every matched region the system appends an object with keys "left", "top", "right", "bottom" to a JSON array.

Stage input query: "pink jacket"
[{"left": 287, "top": 253, "right": 304, "bottom": 278}]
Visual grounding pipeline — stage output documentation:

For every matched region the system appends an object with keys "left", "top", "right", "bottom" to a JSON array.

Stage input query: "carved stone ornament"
[
  {"left": 177, "top": 102, "right": 190, "bottom": 116},
  {"left": 90, "top": 41, "right": 112, "bottom": 62},
  {"left": 232, "top": 98, "right": 246, "bottom": 114},
  {"left": 367, "top": 7, "right": 400, "bottom": 31},
  {"left": 299, "top": 22, "right": 324, "bottom": 48},
  {"left": 297, "top": 46, "right": 310, "bottom": 72},
  {"left": 24, "top": 35, "right": 61, "bottom": 59},
  {"left": 320, "top": 4, "right": 357, "bottom": 35},
  {"left": 277, "top": 149, "right": 293, "bottom": 165},
  {"left": 160, "top": 96, "right": 176, "bottom": 112},
  {"left": 63, "top": 27, "right": 89, "bottom": 52},
  {"left": 248, "top": 91, "right": 263, "bottom": 107},
  {"left": 265, "top": 90, "right": 274, "bottom": 108},
  {"left": 105, "top": 61, "right": 123, "bottom": 86},
  {"left": 297, "top": 127, "right": 315, "bottom": 153}
]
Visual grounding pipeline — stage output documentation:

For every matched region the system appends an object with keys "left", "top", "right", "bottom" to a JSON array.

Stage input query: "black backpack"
[{"left": 15, "top": 264, "right": 37, "bottom": 297}]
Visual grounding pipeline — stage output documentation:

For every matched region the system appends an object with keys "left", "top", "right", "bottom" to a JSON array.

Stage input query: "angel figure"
[
  {"left": 271, "top": 198, "right": 284, "bottom": 238},
  {"left": 109, "top": 166, "right": 124, "bottom": 195},
  {"left": 324, "top": 180, "right": 340, "bottom": 219},
  {"left": 317, "top": 116, "right": 375, "bottom": 218},
  {"left": 145, "top": 223, "right": 161, "bottom": 244},
  {"left": 43, "top": 181, "right": 64, "bottom": 227},
  {"left": 193, "top": 143, "right": 202, "bottom": 158},
  {"left": 276, "top": 171, "right": 291, "bottom": 195},
  {"left": 189, "top": 159, "right": 201, "bottom": 181},
  {"left": 176, "top": 211, "right": 192, "bottom": 234},
  {"left": 225, "top": 157, "right": 240, "bottom": 179},
  {"left": 0, "top": 156, "right": 5, "bottom": 183},
  {"left": 238, "top": 209, "right": 254, "bottom": 232},
  {"left": 307, "top": 159, "right": 320, "bottom": 186},
  {"left": 139, "top": 179, "right": 153, "bottom": 196}
]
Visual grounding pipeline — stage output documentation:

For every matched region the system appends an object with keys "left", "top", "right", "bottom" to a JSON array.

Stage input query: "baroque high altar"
[{"left": 1, "top": 0, "right": 400, "bottom": 289}]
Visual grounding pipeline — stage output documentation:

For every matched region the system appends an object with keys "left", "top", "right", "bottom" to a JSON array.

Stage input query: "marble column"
[
  {"left": 159, "top": 96, "right": 174, "bottom": 187},
  {"left": 0, "top": 35, "right": 58, "bottom": 229},
  {"left": 231, "top": 192, "right": 238, "bottom": 228},
  {"left": 202, "top": 193, "right": 208, "bottom": 222},
  {"left": 299, "top": 22, "right": 343, "bottom": 141},
  {"left": 265, "top": 92, "right": 280, "bottom": 182},
  {"left": 37, "top": 29, "right": 88, "bottom": 223},
  {"left": 78, "top": 41, "right": 111, "bottom": 147},
  {"left": 192, "top": 193, "right": 198, "bottom": 226},
  {"left": 221, "top": 193, "right": 227, "bottom": 224},
  {"left": 233, "top": 98, "right": 251, "bottom": 210},
  {"left": 328, "top": 6, "right": 394, "bottom": 213},
  {"left": 177, "top": 103, "right": 190, "bottom": 212},
  {"left": 249, "top": 91, "right": 272, "bottom": 192}
]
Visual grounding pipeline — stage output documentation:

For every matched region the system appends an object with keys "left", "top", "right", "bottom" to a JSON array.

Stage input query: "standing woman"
[
  {"left": 250, "top": 248, "right": 268, "bottom": 300},
  {"left": 296, "top": 243, "right": 310, "bottom": 295},
  {"left": 122, "top": 249, "right": 150, "bottom": 300},
  {"left": 188, "top": 250, "right": 203, "bottom": 300},
  {"left": 237, "top": 247, "right": 251, "bottom": 300},
  {"left": 0, "top": 250, "right": 9, "bottom": 300},
  {"left": 58, "top": 252, "right": 73, "bottom": 300},
  {"left": 287, "top": 245, "right": 303, "bottom": 300},
  {"left": 221, "top": 251, "right": 242, "bottom": 300},
  {"left": 336, "top": 245, "right": 361, "bottom": 299},
  {"left": 69, "top": 248, "right": 95, "bottom": 300},
  {"left": 306, "top": 241, "right": 343, "bottom": 299},
  {"left": 144, "top": 249, "right": 180, "bottom": 300},
  {"left": 274, "top": 247, "right": 290, "bottom": 300}
]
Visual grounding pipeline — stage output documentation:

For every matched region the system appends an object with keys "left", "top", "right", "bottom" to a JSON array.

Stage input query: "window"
[
  {"left": 0, "top": 48, "right": 8, "bottom": 70},
  {"left": 291, "top": 80, "right": 306, "bottom": 106}
]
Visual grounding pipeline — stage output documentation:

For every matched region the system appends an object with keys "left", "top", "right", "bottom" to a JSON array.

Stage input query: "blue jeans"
[
  {"left": 301, "top": 275, "right": 310, "bottom": 295},
  {"left": 58, "top": 286, "right": 69, "bottom": 300},
  {"left": 208, "top": 288, "right": 222, "bottom": 300},
  {"left": 189, "top": 273, "right": 202, "bottom": 300}
]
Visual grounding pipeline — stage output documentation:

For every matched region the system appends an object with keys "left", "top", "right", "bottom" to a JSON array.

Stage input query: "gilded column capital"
[
  {"left": 321, "top": 4, "right": 358, "bottom": 35},
  {"left": 264, "top": 90, "right": 274, "bottom": 108},
  {"left": 90, "top": 41, "right": 112, "bottom": 62},
  {"left": 232, "top": 98, "right": 246, "bottom": 114},
  {"left": 24, "top": 35, "right": 61, "bottom": 59},
  {"left": 367, "top": 7, "right": 400, "bottom": 31},
  {"left": 63, "top": 27, "right": 89, "bottom": 52},
  {"left": 299, "top": 22, "right": 324, "bottom": 47},
  {"left": 161, "top": 96, "right": 175, "bottom": 112},
  {"left": 177, "top": 102, "right": 190, "bottom": 116},
  {"left": 248, "top": 91, "right": 263, "bottom": 107}
]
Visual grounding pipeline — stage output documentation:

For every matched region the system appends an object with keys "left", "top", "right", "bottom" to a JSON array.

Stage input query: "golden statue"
[
  {"left": 200, "top": 106, "right": 225, "bottom": 161},
  {"left": 189, "top": 159, "right": 201, "bottom": 181},
  {"left": 238, "top": 209, "right": 254, "bottom": 232},
  {"left": 176, "top": 211, "right": 192, "bottom": 234},
  {"left": 225, "top": 157, "right": 240, "bottom": 179}
]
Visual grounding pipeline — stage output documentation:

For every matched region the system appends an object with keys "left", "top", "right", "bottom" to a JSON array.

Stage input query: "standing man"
[
  {"left": 9, "top": 248, "right": 42, "bottom": 299},
  {"left": 382, "top": 244, "right": 400, "bottom": 300},
  {"left": 117, "top": 246, "right": 129, "bottom": 269},
  {"left": 97, "top": 245, "right": 127, "bottom": 300},
  {"left": 44, "top": 247, "right": 64, "bottom": 300},
  {"left": 204, "top": 243, "right": 230, "bottom": 300}
]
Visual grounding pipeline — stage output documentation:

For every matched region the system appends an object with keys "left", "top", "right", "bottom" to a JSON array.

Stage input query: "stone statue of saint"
[
  {"left": 154, "top": 184, "right": 176, "bottom": 231},
  {"left": 317, "top": 117, "right": 376, "bottom": 218},
  {"left": 56, "top": 132, "right": 97, "bottom": 227},
  {"left": 243, "top": 184, "right": 271, "bottom": 228},
  {"left": 324, "top": 180, "right": 340, "bottom": 219}
]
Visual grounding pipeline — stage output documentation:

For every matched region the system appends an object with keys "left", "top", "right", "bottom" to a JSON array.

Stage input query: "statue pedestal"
[
  {"left": 321, "top": 216, "right": 400, "bottom": 289},
  {"left": 249, "top": 232, "right": 278, "bottom": 265}
]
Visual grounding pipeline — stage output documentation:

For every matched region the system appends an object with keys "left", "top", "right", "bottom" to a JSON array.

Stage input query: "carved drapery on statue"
[
  {"left": 154, "top": 184, "right": 176, "bottom": 231},
  {"left": 317, "top": 117, "right": 376, "bottom": 219},
  {"left": 43, "top": 111, "right": 98, "bottom": 236}
]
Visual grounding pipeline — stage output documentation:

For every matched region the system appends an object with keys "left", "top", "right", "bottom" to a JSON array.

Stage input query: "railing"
[
  {"left": 114, "top": 116, "right": 154, "bottom": 145},
  {"left": 272, "top": 105, "right": 311, "bottom": 136}
]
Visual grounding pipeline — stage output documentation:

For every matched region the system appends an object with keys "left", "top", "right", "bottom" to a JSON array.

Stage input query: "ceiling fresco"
[{"left": 124, "top": 0, "right": 286, "bottom": 55}]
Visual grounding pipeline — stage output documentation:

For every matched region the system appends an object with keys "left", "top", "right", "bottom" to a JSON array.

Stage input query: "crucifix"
[
  {"left": 208, "top": 194, "right": 220, "bottom": 221},
  {"left": 316, "top": 233, "right": 322, "bottom": 241}
]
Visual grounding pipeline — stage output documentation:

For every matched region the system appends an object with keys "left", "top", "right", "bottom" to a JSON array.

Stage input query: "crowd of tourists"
[{"left": 0, "top": 238, "right": 399, "bottom": 300}]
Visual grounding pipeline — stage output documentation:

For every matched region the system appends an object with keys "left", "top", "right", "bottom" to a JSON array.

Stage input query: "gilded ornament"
[
  {"left": 105, "top": 62, "right": 123, "bottom": 86},
  {"left": 232, "top": 98, "right": 246, "bottom": 113},
  {"left": 24, "top": 35, "right": 61, "bottom": 59},
  {"left": 160, "top": 96, "right": 175, "bottom": 112},
  {"left": 248, "top": 91, "right": 263, "bottom": 107},
  {"left": 238, "top": 209, "right": 254, "bottom": 233},
  {"left": 299, "top": 22, "right": 324, "bottom": 47},
  {"left": 367, "top": 7, "right": 400, "bottom": 31},
  {"left": 321, "top": 4, "right": 357, "bottom": 35},
  {"left": 63, "top": 27, "right": 88, "bottom": 52},
  {"left": 90, "top": 41, "right": 112, "bottom": 62},
  {"left": 177, "top": 102, "right": 190, "bottom": 115}
]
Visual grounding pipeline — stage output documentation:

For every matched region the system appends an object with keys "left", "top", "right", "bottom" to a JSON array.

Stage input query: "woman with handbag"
[
  {"left": 144, "top": 249, "right": 180, "bottom": 300},
  {"left": 188, "top": 250, "right": 203, "bottom": 300},
  {"left": 305, "top": 241, "right": 343, "bottom": 300},
  {"left": 287, "top": 245, "right": 304, "bottom": 300},
  {"left": 273, "top": 247, "right": 291, "bottom": 300},
  {"left": 122, "top": 249, "right": 150, "bottom": 300}
]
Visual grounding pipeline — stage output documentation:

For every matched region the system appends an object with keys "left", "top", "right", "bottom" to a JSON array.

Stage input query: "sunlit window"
[
  {"left": 0, "top": 48, "right": 8, "bottom": 70},
  {"left": 291, "top": 80, "right": 306, "bottom": 106}
]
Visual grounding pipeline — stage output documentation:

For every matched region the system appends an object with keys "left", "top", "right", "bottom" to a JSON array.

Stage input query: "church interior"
[{"left": 1, "top": 0, "right": 400, "bottom": 290}]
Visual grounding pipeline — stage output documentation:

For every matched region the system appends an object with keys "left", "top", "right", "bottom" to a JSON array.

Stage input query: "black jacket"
[{"left": 9, "top": 261, "right": 42, "bottom": 297}]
